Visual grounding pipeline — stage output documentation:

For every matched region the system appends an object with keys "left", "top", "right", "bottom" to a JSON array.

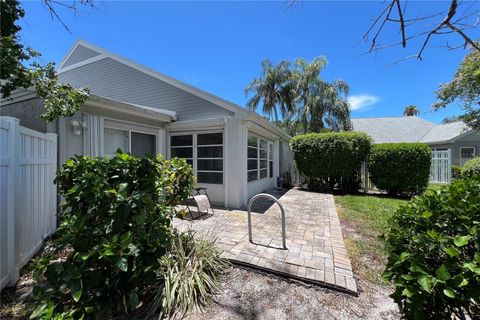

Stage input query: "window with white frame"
[
  {"left": 247, "top": 133, "right": 272, "bottom": 182},
  {"left": 170, "top": 132, "right": 223, "bottom": 184},
  {"left": 460, "top": 147, "right": 475, "bottom": 166},
  {"left": 268, "top": 142, "right": 274, "bottom": 178},
  {"left": 104, "top": 127, "right": 156, "bottom": 157}
]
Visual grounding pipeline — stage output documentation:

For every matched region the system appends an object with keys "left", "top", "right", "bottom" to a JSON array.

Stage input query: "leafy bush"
[
  {"left": 31, "top": 152, "right": 195, "bottom": 319},
  {"left": 461, "top": 156, "right": 480, "bottom": 178},
  {"left": 290, "top": 132, "right": 372, "bottom": 192},
  {"left": 383, "top": 176, "right": 480, "bottom": 319},
  {"left": 368, "top": 143, "right": 431, "bottom": 195},
  {"left": 451, "top": 165, "right": 462, "bottom": 180},
  {"left": 147, "top": 230, "right": 228, "bottom": 319}
]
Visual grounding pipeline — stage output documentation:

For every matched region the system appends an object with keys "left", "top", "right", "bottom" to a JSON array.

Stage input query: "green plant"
[
  {"left": 451, "top": 165, "right": 462, "bottom": 180},
  {"left": 1, "top": 1, "right": 90, "bottom": 122},
  {"left": 147, "top": 230, "right": 228, "bottom": 319},
  {"left": 461, "top": 156, "right": 480, "bottom": 178},
  {"left": 382, "top": 176, "right": 480, "bottom": 319},
  {"left": 31, "top": 152, "right": 195, "bottom": 319},
  {"left": 290, "top": 132, "right": 372, "bottom": 192},
  {"left": 368, "top": 143, "right": 431, "bottom": 195}
]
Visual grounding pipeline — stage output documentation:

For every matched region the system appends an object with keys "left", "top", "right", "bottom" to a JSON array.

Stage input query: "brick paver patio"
[{"left": 173, "top": 188, "right": 358, "bottom": 294}]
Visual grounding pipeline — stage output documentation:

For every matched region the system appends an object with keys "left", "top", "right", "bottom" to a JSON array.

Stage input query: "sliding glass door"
[{"left": 104, "top": 127, "right": 157, "bottom": 157}]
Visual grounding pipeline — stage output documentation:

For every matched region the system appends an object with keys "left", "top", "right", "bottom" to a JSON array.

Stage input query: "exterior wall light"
[{"left": 71, "top": 120, "right": 86, "bottom": 136}]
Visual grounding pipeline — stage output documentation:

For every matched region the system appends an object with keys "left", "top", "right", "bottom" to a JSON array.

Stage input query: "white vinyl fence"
[
  {"left": 1, "top": 117, "right": 57, "bottom": 290},
  {"left": 430, "top": 150, "right": 451, "bottom": 184}
]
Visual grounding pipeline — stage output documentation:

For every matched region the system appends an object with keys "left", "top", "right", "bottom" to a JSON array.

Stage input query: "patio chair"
[{"left": 183, "top": 187, "right": 215, "bottom": 220}]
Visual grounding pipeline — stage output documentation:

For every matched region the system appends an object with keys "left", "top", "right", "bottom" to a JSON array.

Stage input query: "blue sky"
[{"left": 20, "top": 1, "right": 479, "bottom": 123}]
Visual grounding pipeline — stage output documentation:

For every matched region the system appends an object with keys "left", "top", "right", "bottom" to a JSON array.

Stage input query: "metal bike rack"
[{"left": 247, "top": 193, "right": 287, "bottom": 249}]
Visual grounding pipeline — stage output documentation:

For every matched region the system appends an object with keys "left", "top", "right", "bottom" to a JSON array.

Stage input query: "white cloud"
[{"left": 348, "top": 94, "right": 379, "bottom": 111}]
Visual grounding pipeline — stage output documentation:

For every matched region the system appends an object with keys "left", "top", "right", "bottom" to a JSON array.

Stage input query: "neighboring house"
[
  {"left": 0, "top": 40, "right": 292, "bottom": 208},
  {"left": 351, "top": 116, "right": 480, "bottom": 166}
]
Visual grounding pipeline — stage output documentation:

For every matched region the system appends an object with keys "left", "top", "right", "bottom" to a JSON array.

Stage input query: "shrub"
[
  {"left": 31, "top": 152, "right": 195, "bottom": 319},
  {"left": 451, "top": 165, "right": 462, "bottom": 180},
  {"left": 461, "top": 156, "right": 480, "bottom": 178},
  {"left": 289, "top": 132, "right": 372, "bottom": 192},
  {"left": 147, "top": 230, "right": 228, "bottom": 319},
  {"left": 368, "top": 143, "right": 431, "bottom": 195},
  {"left": 382, "top": 176, "right": 480, "bottom": 319}
]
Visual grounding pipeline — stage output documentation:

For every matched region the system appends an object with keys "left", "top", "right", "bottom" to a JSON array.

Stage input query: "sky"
[{"left": 19, "top": 1, "right": 480, "bottom": 123}]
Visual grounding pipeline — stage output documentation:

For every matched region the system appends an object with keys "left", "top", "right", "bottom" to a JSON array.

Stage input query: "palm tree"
[
  {"left": 292, "top": 57, "right": 327, "bottom": 133},
  {"left": 403, "top": 105, "right": 420, "bottom": 116},
  {"left": 292, "top": 57, "right": 351, "bottom": 133},
  {"left": 244, "top": 59, "right": 295, "bottom": 124},
  {"left": 309, "top": 79, "right": 352, "bottom": 132}
]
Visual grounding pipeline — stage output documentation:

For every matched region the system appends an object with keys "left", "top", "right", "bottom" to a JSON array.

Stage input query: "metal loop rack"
[{"left": 247, "top": 193, "right": 287, "bottom": 249}]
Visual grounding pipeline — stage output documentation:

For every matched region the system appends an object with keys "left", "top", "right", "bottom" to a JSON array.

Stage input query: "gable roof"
[
  {"left": 58, "top": 40, "right": 290, "bottom": 140},
  {"left": 420, "top": 121, "right": 471, "bottom": 144},
  {"left": 351, "top": 116, "right": 472, "bottom": 144}
]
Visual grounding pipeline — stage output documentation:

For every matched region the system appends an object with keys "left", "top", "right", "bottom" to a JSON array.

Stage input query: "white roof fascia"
[
  {"left": 165, "top": 117, "right": 226, "bottom": 131},
  {"left": 87, "top": 95, "right": 177, "bottom": 122}
]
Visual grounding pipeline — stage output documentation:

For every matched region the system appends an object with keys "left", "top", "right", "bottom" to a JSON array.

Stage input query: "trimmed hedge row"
[
  {"left": 452, "top": 165, "right": 462, "bottom": 180},
  {"left": 461, "top": 156, "right": 480, "bottom": 178},
  {"left": 290, "top": 132, "right": 372, "bottom": 192},
  {"left": 368, "top": 143, "right": 431, "bottom": 195}
]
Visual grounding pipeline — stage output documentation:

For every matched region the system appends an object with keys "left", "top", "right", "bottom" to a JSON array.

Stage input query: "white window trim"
[
  {"left": 247, "top": 133, "right": 273, "bottom": 183},
  {"left": 169, "top": 130, "right": 224, "bottom": 185},
  {"left": 460, "top": 146, "right": 476, "bottom": 165}
]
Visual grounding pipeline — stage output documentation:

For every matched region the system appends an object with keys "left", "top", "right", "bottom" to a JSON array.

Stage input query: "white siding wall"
[
  {"left": 0, "top": 117, "right": 57, "bottom": 290},
  {"left": 62, "top": 44, "right": 101, "bottom": 68},
  {"left": 58, "top": 58, "right": 234, "bottom": 121}
]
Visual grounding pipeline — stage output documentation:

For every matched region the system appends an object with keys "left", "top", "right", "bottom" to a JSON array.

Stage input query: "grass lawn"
[{"left": 335, "top": 194, "right": 407, "bottom": 284}]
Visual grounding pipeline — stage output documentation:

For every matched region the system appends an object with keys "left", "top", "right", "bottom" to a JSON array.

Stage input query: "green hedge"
[
  {"left": 452, "top": 165, "right": 462, "bottom": 180},
  {"left": 383, "top": 176, "right": 480, "bottom": 319},
  {"left": 290, "top": 132, "right": 372, "bottom": 192},
  {"left": 369, "top": 143, "right": 431, "bottom": 195},
  {"left": 31, "top": 153, "right": 195, "bottom": 318},
  {"left": 461, "top": 157, "right": 480, "bottom": 178}
]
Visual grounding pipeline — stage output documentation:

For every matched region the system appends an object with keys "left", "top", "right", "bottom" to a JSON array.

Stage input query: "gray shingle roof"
[
  {"left": 420, "top": 121, "right": 470, "bottom": 143},
  {"left": 351, "top": 116, "right": 470, "bottom": 144}
]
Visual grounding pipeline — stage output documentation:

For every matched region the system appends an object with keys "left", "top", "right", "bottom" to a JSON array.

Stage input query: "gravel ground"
[{"left": 184, "top": 265, "right": 400, "bottom": 320}]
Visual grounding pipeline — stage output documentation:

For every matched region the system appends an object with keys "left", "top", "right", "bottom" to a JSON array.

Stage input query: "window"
[
  {"left": 104, "top": 128, "right": 128, "bottom": 155},
  {"left": 247, "top": 133, "right": 273, "bottom": 182},
  {"left": 169, "top": 132, "right": 223, "bottom": 184},
  {"left": 170, "top": 134, "right": 193, "bottom": 166},
  {"left": 460, "top": 147, "right": 475, "bottom": 166},
  {"left": 131, "top": 132, "right": 156, "bottom": 157},
  {"left": 197, "top": 133, "right": 223, "bottom": 184},
  {"left": 104, "top": 128, "right": 156, "bottom": 157},
  {"left": 269, "top": 142, "right": 274, "bottom": 178}
]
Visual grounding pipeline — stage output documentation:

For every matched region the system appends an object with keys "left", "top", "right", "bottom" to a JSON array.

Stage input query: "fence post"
[
  {"left": 48, "top": 133, "right": 58, "bottom": 229},
  {"left": 6, "top": 117, "right": 19, "bottom": 286},
  {"left": 447, "top": 149, "right": 452, "bottom": 184},
  {"left": 363, "top": 161, "right": 368, "bottom": 193}
]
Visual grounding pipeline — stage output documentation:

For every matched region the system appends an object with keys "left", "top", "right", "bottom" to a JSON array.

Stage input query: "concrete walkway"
[{"left": 173, "top": 188, "right": 357, "bottom": 294}]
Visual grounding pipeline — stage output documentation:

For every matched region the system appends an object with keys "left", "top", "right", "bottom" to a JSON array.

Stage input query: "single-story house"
[
  {"left": 351, "top": 116, "right": 480, "bottom": 166},
  {"left": 0, "top": 40, "right": 293, "bottom": 208}
]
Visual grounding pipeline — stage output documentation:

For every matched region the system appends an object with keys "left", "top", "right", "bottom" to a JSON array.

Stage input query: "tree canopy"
[
  {"left": 245, "top": 57, "right": 351, "bottom": 135},
  {"left": 244, "top": 59, "right": 295, "bottom": 124},
  {"left": 434, "top": 44, "right": 480, "bottom": 130},
  {"left": 0, "top": 0, "right": 90, "bottom": 122},
  {"left": 403, "top": 105, "right": 420, "bottom": 116}
]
